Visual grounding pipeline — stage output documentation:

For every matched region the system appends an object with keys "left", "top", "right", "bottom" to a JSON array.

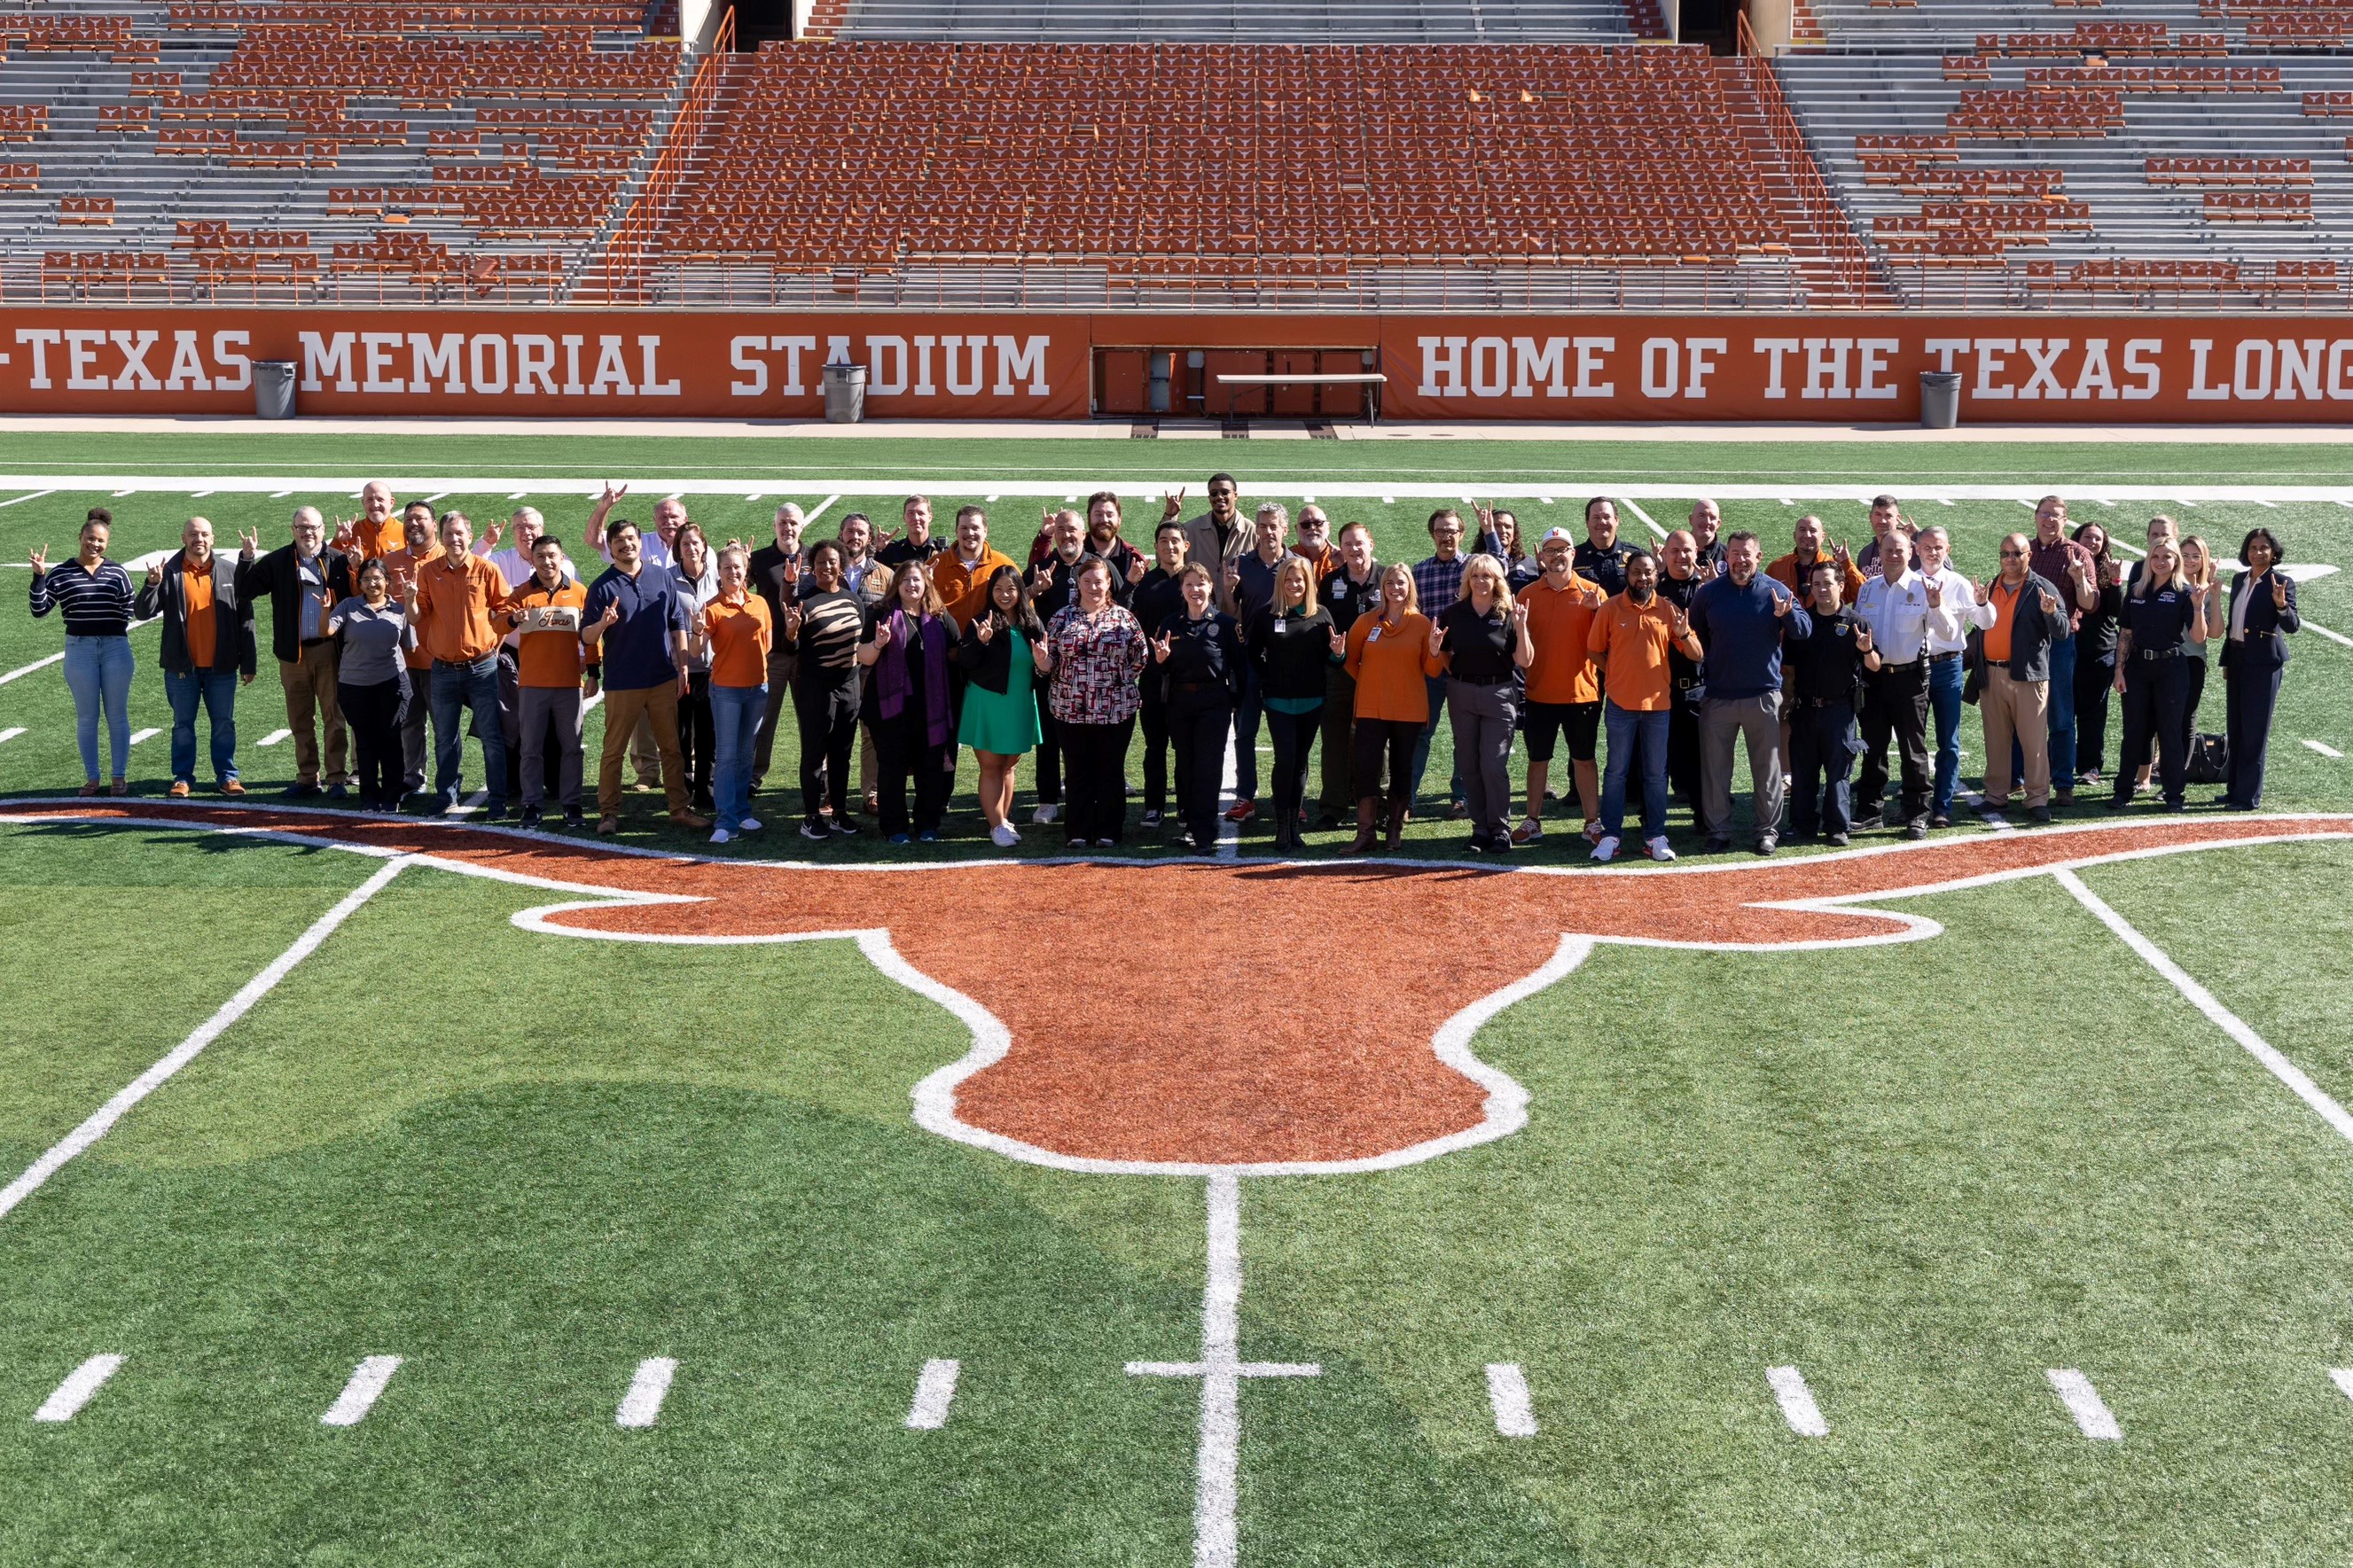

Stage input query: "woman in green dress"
[{"left": 956, "top": 564, "right": 1053, "bottom": 848}]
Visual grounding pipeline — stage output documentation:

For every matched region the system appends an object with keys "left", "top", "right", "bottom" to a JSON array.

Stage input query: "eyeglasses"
[{"left": 1999, "top": 548, "right": 2025, "bottom": 558}]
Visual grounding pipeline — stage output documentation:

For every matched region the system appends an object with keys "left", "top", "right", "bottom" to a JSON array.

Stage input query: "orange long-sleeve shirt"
[
  {"left": 382, "top": 543, "right": 442, "bottom": 670},
  {"left": 1343, "top": 611, "right": 1447, "bottom": 723},
  {"left": 935, "top": 546, "right": 1017, "bottom": 627},
  {"left": 410, "top": 550, "right": 509, "bottom": 664}
]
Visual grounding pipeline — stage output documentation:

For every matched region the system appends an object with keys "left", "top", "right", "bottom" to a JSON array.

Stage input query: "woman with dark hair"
[
  {"left": 324, "top": 557, "right": 413, "bottom": 812},
  {"left": 1043, "top": 554, "right": 1147, "bottom": 848},
  {"left": 28, "top": 508, "right": 137, "bottom": 797},
  {"left": 2218, "top": 527, "right": 2300, "bottom": 810},
  {"left": 957, "top": 563, "right": 1050, "bottom": 848},
  {"left": 1243, "top": 553, "right": 1341, "bottom": 853},
  {"left": 668, "top": 521, "right": 719, "bottom": 815},
  {"left": 2110, "top": 536, "right": 2208, "bottom": 812},
  {"left": 1343, "top": 563, "right": 1447, "bottom": 854},
  {"left": 1153, "top": 561, "right": 1243, "bottom": 853},
  {"left": 2069, "top": 519, "right": 2126, "bottom": 792},
  {"left": 786, "top": 539, "right": 865, "bottom": 839},
  {"left": 857, "top": 558, "right": 960, "bottom": 844}
]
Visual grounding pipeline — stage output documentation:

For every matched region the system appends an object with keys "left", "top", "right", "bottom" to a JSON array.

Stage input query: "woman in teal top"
[
  {"left": 956, "top": 565, "right": 1053, "bottom": 848},
  {"left": 1243, "top": 554, "right": 1344, "bottom": 853}
]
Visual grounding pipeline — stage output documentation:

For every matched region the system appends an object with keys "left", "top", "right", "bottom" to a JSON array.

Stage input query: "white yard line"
[
  {"left": 0, "top": 727, "right": 23, "bottom": 745},
  {"left": 1619, "top": 497, "right": 1668, "bottom": 540},
  {"left": 0, "top": 616, "right": 159, "bottom": 688},
  {"left": 1485, "top": 1363, "right": 1537, "bottom": 1437},
  {"left": 2306, "top": 740, "right": 2345, "bottom": 760},
  {"left": 2055, "top": 868, "right": 2353, "bottom": 1147},
  {"left": 128, "top": 727, "right": 159, "bottom": 745},
  {"left": 0, "top": 488, "right": 56, "bottom": 509},
  {"left": 614, "top": 1357, "right": 676, "bottom": 1428},
  {"left": 2045, "top": 1369, "right": 2122, "bottom": 1441},
  {"left": 2330, "top": 1368, "right": 2353, "bottom": 1404},
  {"left": 2303, "top": 620, "right": 2353, "bottom": 650},
  {"left": 1216, "top": 730, "right": 1240, "bottom": 861},
  {"left": 802, "top": 493, "right": 841, "bottom": 528},
  {"left": 904, "top": 1359, "right": 961, "bottom": 1430},
  {"left": 256, "top": 727, "right": 293, "bottom": 746},
  {"left": 1767, "top": 1366, "right": 1829, "bottom": 1437},
  {"left": 1128, "top": 1175, "right": 1319, "bottom": 1568},
  {"left": 321, "top": 1355, "right": 403, "bottom": 1426},
  {"left": 0, "top": 856, "right": 409, "bottom": 1222},
  {"left": 33, "top": 1354, "right": 123, "bottom": 1423}
]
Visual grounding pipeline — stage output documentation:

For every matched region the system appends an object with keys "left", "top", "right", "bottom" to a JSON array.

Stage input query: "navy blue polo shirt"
[
  {"left": 582, "top": 561, "right": 688, "bottom": 691},
  {"left": 1690, "top": 573, "right": 1810, "bottom": 699}
]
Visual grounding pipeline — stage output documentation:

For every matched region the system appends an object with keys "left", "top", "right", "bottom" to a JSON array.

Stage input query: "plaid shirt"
[{"left": 1412, "top": 553, "right": 1467, "bottom": 616}]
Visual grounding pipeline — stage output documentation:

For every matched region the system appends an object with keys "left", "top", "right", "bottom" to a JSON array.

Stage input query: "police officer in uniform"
[
  {"left": 1658, "top": 529, "right": 1709, "bottom": 815},
  {"left": 1317, "top": 521, "right": 1384, "bottom": 828},
  {"left": 2110, "top": 537, "right": 2210, "bottom": 813},
  {"left": 1783, "top": 560, "right": 1882, "bottom": 846},
  {"left": 1574, "top": 497, "right": 1636, "bottom": 597}
]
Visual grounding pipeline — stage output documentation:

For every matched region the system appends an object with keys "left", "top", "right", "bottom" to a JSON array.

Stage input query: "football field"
[{"left": 4, "top": 430, "right": 2353, "bottom": 1566}]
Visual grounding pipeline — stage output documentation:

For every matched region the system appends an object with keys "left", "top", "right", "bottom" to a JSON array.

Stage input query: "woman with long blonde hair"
[
  {"left": 1434, "top": 553, "right": 1536, "bottom": 854},
  {"left": 1242, "top": 552, "right": 1341, "bottom": 853}
]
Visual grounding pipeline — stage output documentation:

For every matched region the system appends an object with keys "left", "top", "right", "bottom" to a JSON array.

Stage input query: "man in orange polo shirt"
[
  {"left": 407, "top": 510, "right": 512, "bottom": 818},
  {"left": 1766, "top": 514, "right": 1864, "bottom": 602},
  {"left": 500, "top": 533, "right": 592, "bottom": 831},
  {"left": 1588, "top": 550, "right": 1704, "bottom": 862},
  {"left": 1513, "top": 527, "right": 1606, "bottom": 846},
  {"left": 381, "top": 510, "right": 442, "bottom": 800}
]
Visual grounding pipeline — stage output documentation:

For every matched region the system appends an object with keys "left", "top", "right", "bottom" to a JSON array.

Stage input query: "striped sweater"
[{"left": 28, "top": 558, "right": 136, "bottom": 636}]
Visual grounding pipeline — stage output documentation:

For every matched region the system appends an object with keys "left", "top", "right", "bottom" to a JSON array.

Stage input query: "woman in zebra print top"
[{"left": 28, "top": 507, "right": 139, "bottom": 795}]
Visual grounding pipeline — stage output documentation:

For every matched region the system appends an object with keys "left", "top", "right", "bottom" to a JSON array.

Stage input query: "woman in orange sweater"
[{"left": 1342, "top": 562, "right": 1447, "bottom": 854}]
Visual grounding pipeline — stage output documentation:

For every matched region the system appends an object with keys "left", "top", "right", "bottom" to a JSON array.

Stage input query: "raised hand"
[
  {"left": 781, "top": 604, "right": 802, "bottom": 639},
  {"left": 2102, "top": 556, "right": 2124, "bottom": 589},
  {"left": 596, "top": 480, "right": 628, "bottom": 513},
  {"left": 1581, "top": 580, "right": 1605, "bottom": 608},
  {"left": 2188, "top": 581, "right": 2208, "bottom": 609},
  {"left": 145, "top": 556, "right": 164, "bottom": 589},
  {"left": 2038, "top": 588, "right": 2063, "bottom": 617},
  {"left": 1669, "top": 603, "right": 1692, "bottom": 642},
  {"left": 1772, "top": 589, "right": 1794, "bottom": 619},
  {"left": 1427, "top": 621, "right": 1449, "bottom": 659},
  {"left": 872, "top": 616, "right": 895, "bottom": 651},
  {"left": 2273, "top": 573, "right": 2290, "bottom": 610},
  {"left": 1328, "top": 627, "right": 1346, "bottom": 658},
  {"left": 1030, "top": 563, "right": 1055, "bottom": 597},
  {"left": 976, "top": 612, "right": 997, "bottom": 644},
  {"left": 1924, "top": 575, "right": 1943, "bottom": 610},
  {"left": 238, "top": 527, "right": 260, "bottom": 560},
  {"left": 1153, "top": 629, "right": 1174, "bottom": 664},
  {"left": 599, "top": 599, "right": 621, "bottom": 631},
  {"left": 782, "top": 552, "right": 800, "bottom": 587},
  {"left": 1854, "top": 621, "right": 1874, "bottom": 653},
  {"left": 402, "top": 575, "right": 420, "bottom": 614},
  {"left": 329, "top": 515, "right": 358, "bottom": 554},
  {"left": 483, "top": 517, "right": 504, "bottom": 551},
  {"left": 1508, "top": 597, "right": 1530, "bottom": 631},
  {"left": 1126, "top": 550, "right": 1146, "bottom": 587},
  {"left": 27, "top": 542, "right": 46, "bottom": 575},
  {"left": 1161, "top": 486, "right": 1186, "bottom": 521},
  {"left": 1832, "top": 540, "right": 1851, "bottom": 571},
  {"left": 1222, "top": 561, "right": 1241, "bottom": 596}
]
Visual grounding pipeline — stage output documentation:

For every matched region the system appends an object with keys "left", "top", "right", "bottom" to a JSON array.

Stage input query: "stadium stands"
[
  {"left": 1, "top": 0, "right": 686, "bottom": 304},
  {"left": 807, "top": 0, "right": 1658, "bottom": 43}
]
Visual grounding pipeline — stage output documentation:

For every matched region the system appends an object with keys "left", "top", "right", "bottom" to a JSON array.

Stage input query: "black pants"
[
  {"left": 1668, "top": 687, "right": 1703, "bottom": 812},
  {"left": 1170, "top": 697, "right": 1231, "bottom": 848},
  {"left": 1137, "top": 676, "right": 1171, "bottom": 816},
  {"left": 1787, "top": 698, "right": 1860, "bottom": 839},
  {"left": 793, "top": 675, "right": 860, "bottom": 823},
  {"left": 2075, "top": 648, "right": 2117, "bottom": 779},
  {"left": 399, "top": 663, "right": 434, "bottom": 792},
  {"left": 874, "top": 708, "right": 951, "bottom": 837},
  {"left": 2224, "top": 660, "right": 2283, "bottom": 808},
  {"left": 1353, "top": 716, "right": 1418, "bottom": 807},
  {"left": 2115, "top": 656, "right": 2191, "bottom": 807},
  {"left": 1317, "top": 669, "right": 1359, "bottom": 820},
  {"left": 1265, "top": 704, "right": 1321, "bottom": 831},
  {"left": 676, "top": 668, "right": 714, "bottom": 811},
  {"left": 1032, "top": 690, "right": 1062, "bottom": 806},
  {"left": 1857, "top": 661, "right": 1931, "bottom": 828},
  {"left": 2185, "top": 652, "right": 2209, "bottom": 732},
  {"left": 1059, "top": 717, "right": 1133, "bottom": 844},
  {"left": 341, "top": 677, "right": 406, "bottom": 810}
]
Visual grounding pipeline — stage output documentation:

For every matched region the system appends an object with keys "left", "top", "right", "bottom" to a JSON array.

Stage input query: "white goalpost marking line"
[
  {"left": 904, "top": 1359, "right": 961, "bottom": 1430},
  {"left": 321, "top": 1355, "right": 403, "bottom": 1426},
  {"left": 33, "top": 1354, "right": 124, "bottom": 1422},
  {"left": 2054, "top": 867, "right": 2353, "bottom": 1146},
  {"left": 1766, "top": 1366, "right": 1829, "bottom": 1437},
  {"left": 0, "top": 855, "right": 410, "bottom": 1222},
  {"left": 2045, "top": 1368, "right": 2122, "bottom": 1441},
  {"left": 614, "top": 1357, "right": 676, "bottom": 1428},
  {"left": 1485, "top": 1363, "right": 1537, "bottom": 1437}
]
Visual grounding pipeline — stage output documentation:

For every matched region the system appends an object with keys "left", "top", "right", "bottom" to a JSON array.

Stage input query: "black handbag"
[{"left": 2186, "top": 731, "right": 2229, "bottom": 784}]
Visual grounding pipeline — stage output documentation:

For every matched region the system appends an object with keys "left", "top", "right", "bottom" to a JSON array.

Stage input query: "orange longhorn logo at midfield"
[{"left": 9, "top": 803, "right": 2348, "bottom": 1174}]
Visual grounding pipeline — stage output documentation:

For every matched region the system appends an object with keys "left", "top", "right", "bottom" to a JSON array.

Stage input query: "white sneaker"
[
  {"left": 990, "top": 822, "right": 1020, "bottom": 848},
  {"left": 709, "top": 827, "right": 732, "bottom": 845},
  {"left": 1646, "top": 836, "right": 1677, "bottom": 862},
  {"left": 1590, "top": 834, "right": 1621, "bottom": 863},
  {"left": 1032, "top": 803, "right": 1059, "bottom": 825},
  {"left": 738, "top": 815, "right": 762, "bottom": 833}
]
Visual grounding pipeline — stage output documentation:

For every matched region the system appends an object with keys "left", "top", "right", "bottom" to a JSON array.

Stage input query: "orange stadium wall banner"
[{"left": 2, "top": 308, "right": 2349, "bottom": 424}]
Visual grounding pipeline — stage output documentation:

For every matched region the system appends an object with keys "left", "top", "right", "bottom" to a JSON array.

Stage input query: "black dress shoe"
[
  {"left": 1928, "top": 813, "right": 1951, "bottom": 829},
  {"left": 1703, "top": 835, "right": 1732, "bottom": 854},
  {"left": 1849, "top": 813, "right": 1883, "bottom": 831},
  {"left": 517, "top": 807, "right": 543, "bottom": 830}
]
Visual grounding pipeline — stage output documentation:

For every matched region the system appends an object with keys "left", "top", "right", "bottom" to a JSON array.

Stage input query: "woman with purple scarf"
[{"left": 857, "top": 559, "right": 962, "bottom": 843}]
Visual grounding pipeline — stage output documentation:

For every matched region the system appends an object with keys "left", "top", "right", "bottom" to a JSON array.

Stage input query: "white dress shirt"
[
  {"left": 1854, "top": 569, "right": 1933, "bottom": 664},
  {"left": 1919, "top": 566, "right": 1992, "bottom": 652}
]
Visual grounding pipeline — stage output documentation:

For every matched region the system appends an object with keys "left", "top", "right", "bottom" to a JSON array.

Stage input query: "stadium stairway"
[
  {"left": 819, "top": 1, "right": 1646, "bottom": 43},
  {"left": 1797, "top": 0, "right": 2353, "bottom": 51}
]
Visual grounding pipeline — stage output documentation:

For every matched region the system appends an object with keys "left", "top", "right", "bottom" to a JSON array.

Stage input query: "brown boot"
[
  {"left": 1384, "top": 796, "right": 1409, "bottom": 853},
  {"left": 1348, "top": 800, "right": 1378, "bottom": 856}
]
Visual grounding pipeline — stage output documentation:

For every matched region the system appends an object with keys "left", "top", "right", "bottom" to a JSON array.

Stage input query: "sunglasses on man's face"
[{"left": 1999, "top": 548, "right": 2025, "bottom": 559}]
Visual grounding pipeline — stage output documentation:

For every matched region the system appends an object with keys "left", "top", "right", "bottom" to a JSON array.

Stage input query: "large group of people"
[{"left": 23, "top": 473, "right": 2308, "bottom": 856}]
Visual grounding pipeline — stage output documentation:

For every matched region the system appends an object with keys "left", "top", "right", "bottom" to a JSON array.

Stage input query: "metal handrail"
[
  {"left": 1736, "top": 11, "right": 1877, "bottom": 307},
  {"left": 586, "top": 4, "right": 733, "bottom": 301}
]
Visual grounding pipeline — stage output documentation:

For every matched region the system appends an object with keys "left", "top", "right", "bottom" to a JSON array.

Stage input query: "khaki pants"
[
  {"left": 280, "top": 638, "right": 348, "bottom": 786},
  {"left": 598, "top": 682, "right": 688, "bottom": 818},
  {"left": 629, "top": 711, "right": 662, "bottom": 786},
  {"left": 1979, "top": 667, "right": 2051, "bottom": 808}
]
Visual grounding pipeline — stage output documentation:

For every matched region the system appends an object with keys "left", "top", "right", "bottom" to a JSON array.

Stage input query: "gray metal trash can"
[
  {"left": 822, "top": 361, "right": 866, "bottom": 424},
  {"left": 254, "top": 360, "right": 297, "bottom": 419},
  {"left": 1919, "top": 370, "right": 1961, "bottom": 430}
]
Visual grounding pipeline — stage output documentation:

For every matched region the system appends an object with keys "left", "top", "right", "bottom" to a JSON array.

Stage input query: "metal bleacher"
[
  {"left": 1, "top": 1, "right": 688, "bottom": 307},
  {"left": 816, "top": 0, "right": 1644, "bottom": 43},
  {"left": 1777, "top": 0, "right": 2352, "bottom": 308}
]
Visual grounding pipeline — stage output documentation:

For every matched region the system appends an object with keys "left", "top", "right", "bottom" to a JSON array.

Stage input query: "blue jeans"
[
  {"left": 1407, "top": 673, "right": 1466, "bottom": 806},
  {"left": 429, "top": 653, "right": 506, "bottom": 811},
  {"left": 63, "top": 635, "right": 134, "bottom": 782},
  {"left": 710, "top": 682, "right": 765, "bottom": 830},
  {"left": 1231, "top": 661, "right": 1262, "bottom": 802},
  {"left": 1927, "top": 653, "right": 1963, "bottom": 815},
  {"left": 2045, "top": 633, "right": 2078, "bottom": 785},
  {"left": 164, "top": 667, "right": 240, "bottom": 785},
  {"left": 1599, "top": 703, "right": 1670, "bottom": 841}
]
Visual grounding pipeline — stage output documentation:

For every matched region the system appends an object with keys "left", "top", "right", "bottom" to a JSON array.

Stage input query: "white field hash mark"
[
  {"left": 0, "top": 855, "right": 410, "bottom": 1222},
  {"left": 1485, "top": 1363, "right": 1537, "bottom": 1437},
  {"left": 904, "top": 1359, "right": 960, "bottom": 1430},
  {"left": 2330, "top": 1369, "right": 2353, "bottom": 1405},
  {"left": 1767, "top": 1366, "right": 1829, "bottom": 1436},
  {"left": 2046, "top": 1369, "right": 2122, "bottom": 1440},
  {"left": 2306, "top": 740, "right": 2345, "bottom": 760},
  {"left": 321, "top": 1356, "right": 403, "bottom": 1426},
  {"left": 34, "top": 1355, "right": 123, "bottom": 1422},
  {"left": 615, "top": 1357, "right": 676, "bottom": 1428}
]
